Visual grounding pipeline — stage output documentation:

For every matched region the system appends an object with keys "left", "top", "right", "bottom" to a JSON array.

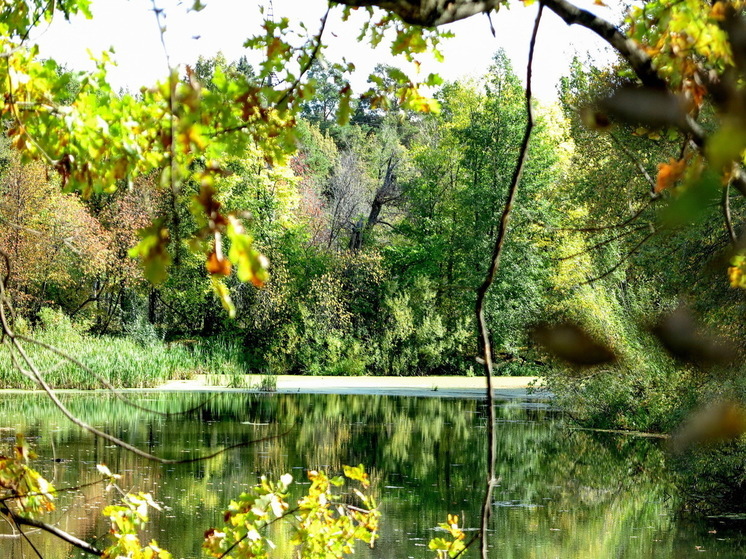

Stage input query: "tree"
[
  {"left": 300, "top": 56, "right": 347, "bottom": 126},
  {"left": 0, "top": 153, "right": 112, "bottom": 316}
]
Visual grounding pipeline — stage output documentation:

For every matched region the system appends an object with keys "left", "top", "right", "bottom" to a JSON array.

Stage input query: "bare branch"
[
  {"left": 331, "top": 0, "right": 504, "bottom": 26},
  {"left": 558, "top": 224, "right": 649, "bottom": 261},
  {"left": 13, "top": 333, "right": 214, "bottom": 418},
  {"left": 608, "top": 133, "right": 657, "bottom": 192},
  {"left": 0, "top": 479, "right": 107, "bottom": 505},
  {"left": 577, "top": 230, "right": 656, "bottom": 286},
  {"left": 555, "top": 199, "right": 654, "bottom": 233},
  {"left": 0, "top": 280, "right": 288, "bottom": 465},
  {"left": 542, "top": 0, "right": 665, "bottom": 90},
  {"left": 19, "top": 0, "right": 56, "bottom": 44},
  {"left": 475, "top": 5, "right": 543, "bottom": 558},
  {"left": 723, "top": 180, "right": 737, "bottom": 245},
  {"left": 276, "top": 8, "right": 330, "bottom": 108},
  {"left": 332, "top": 0, "right": 663, "bottom": 90},
  {"left": 213, "top": 8, "right": 330, "bottom": 137},
  {"left": 1, "top": 505, "right": 103, "bottom": 556},
  {"left": 452, "top": 535, "right": 480, "bottom": 559},
  {"left": 13, "top": 520, "right": 43, "bottom": 559}
]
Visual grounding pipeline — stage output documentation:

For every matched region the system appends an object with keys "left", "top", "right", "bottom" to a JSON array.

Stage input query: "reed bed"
[{"left": 0, "top": 315, "right": 251, "bottom": 389}]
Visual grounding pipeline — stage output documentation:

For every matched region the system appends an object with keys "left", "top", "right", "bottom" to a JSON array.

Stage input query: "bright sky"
[{"left": 32, "top": 0, "right": 620, "bottom": 102}]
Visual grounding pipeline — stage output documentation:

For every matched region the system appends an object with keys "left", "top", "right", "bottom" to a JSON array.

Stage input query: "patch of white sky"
[{"left": 32, "top": 0, "right": 622, "bottom": 103}]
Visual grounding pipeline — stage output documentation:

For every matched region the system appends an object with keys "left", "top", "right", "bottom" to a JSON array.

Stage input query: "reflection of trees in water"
[{"left": 0, "top": 393, "right": 729, "bottom": 558}]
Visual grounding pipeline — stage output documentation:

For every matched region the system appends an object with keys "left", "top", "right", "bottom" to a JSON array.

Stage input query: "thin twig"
[
  {"left": 150, "top": 0, "right": 182, "bottom": 267},
  {"left": 19, "top": 0, "right": 55, "bottom": 44},
  {"left": 557, "top": 224, "right": 648, "bottom": 261},
  {"left": 13, "top": 519, "right": 44, "bottom": 559},
  {"left": 723, "top": 179, "right": 737, "bottom": 244},
  {"left": 276, "top": 7, "right": 330, "bottom": 108},
  {"left": 0, "top": 479, "right": 106, "bottom": 504},
  {"left": 154, "top": 290, "right": 196, "bottom": 328},
  {"left": 576, "top": 231, "right": 655, "bottom": 286},
  {"left": 217, "top": 506, "right": 302, "bottom": 559},
  {"left": 170, "top": 428, "right": 294, "bottom": 465},
  {"left": 150, "top": 1, "right": 171, "bottom": 68},
  {"left": 608, "top": 132, "right": 657, "bottom": 191},
  {"left": 474, "top": 5, "right": 543, "bottom": 558},
  {"left": 555, "top": 199, "right": 653, "bottom": 232},
  {"left": 0, "top": 217, "right": 83, "bottom": 256},
  {"left": 452, "top": 532, "right": 480, "bottom": 559},
  {"left": 212, "top": 8, "right": 330, "bottom": 137},
  {"left": 2, "top": 504, "right": 102, "bottom": 556},
  {"left": 0, "top": 281, "right": 289, "bottom": 464}
]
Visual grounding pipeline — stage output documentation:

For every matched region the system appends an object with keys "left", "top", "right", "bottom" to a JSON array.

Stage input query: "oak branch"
[{"left": 331, "top": 0, "right": 666, "bottom": 90}]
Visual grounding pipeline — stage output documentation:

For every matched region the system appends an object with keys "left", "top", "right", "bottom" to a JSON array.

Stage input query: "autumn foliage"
[{"left": 0, "top": 153, "right": 111, "bottom": 314}]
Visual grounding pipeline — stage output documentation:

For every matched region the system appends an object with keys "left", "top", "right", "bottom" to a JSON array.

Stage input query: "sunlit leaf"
[
  {"left": 210, "top": 276, "right": 235, "bottom": 318},
  {"left": 128, "top": 219, "right": 171, "bottom": 285}
]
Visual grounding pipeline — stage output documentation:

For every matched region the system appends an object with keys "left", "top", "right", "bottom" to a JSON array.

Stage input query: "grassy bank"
[{"left": 0, "top": 309, "right": 253, "bottom": 389}]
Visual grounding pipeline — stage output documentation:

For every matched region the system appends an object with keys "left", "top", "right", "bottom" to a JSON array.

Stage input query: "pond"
[{"left": 0, "top": 391, "right": 744, "bottom": 558}]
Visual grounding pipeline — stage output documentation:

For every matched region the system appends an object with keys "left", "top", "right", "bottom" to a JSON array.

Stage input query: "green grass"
[
  {"left": 0, "top": 332, "right": 196, "bottom": 389},
  {"left": 0, "top": 316, "right": 251, "bottom": 389}
]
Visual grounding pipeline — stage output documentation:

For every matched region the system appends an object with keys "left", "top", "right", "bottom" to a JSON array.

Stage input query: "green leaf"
[
  {"left": 226, "top": 219, "right": 269, "bottom": 287},
  {"left": 128, "top": 219, "right": 172, "bottom": 285},
  {"left": 210, "top": 277, "right": 236, "bottom": 318}
]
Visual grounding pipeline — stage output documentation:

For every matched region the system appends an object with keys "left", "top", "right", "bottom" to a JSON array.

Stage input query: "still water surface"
[{"left": 0, "top": 391, "right": 744, "bottom": 558}]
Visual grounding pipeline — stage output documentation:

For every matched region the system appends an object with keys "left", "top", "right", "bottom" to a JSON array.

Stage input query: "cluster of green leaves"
[
  {"left": 100, "top": 483, "right": 172, "bottom": 559},
  {"left": 202, "top": 465, "right": 379, "bottom": 559},
  {"left": 0, "top": 0, "right": 473, "bottom": 318},
  {"left": 1, "top": 438, "right": 383, "bottom": 559},
  {"left": 628, "top": 0, "right": 734, "bottom": 90},
  {"left": 428, "top": 514, "right": 467, "bottom": 558}
]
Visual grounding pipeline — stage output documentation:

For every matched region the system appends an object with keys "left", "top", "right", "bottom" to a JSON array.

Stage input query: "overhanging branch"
[
  {"left": 475, "top": 4, "right": 543, "bottom": 557},
  {"left": 332, "top": 0, "right": 666, "bottom": 91},
  {"left": 542, "top": 0, "right": 665, "bottom": 90},
  {"left": 1, "top": 505, "right": 103, "bottom": 556},
  {"left": 331, "top": 0, "right": 504, "bottom": 26}
]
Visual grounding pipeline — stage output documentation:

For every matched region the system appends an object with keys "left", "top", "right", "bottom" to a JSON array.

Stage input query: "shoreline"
[
  {"left": 0, "top": 375, "right": 548, "bottom": 400},
  {"left": 159, "top": 374, "right": 547, "bottom": 400}
]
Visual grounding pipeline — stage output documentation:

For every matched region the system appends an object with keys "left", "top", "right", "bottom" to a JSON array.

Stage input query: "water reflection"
[{"left": 0, "top": 392, "right": 741, "bottom": 558}]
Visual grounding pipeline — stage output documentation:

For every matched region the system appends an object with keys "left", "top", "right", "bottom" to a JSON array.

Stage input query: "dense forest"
[
  {"left": 1, "top": 51, "right": 563, "bottom": 379},
  {"left": 4, "top": 48, "right": 746, "bottom": 496}
]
